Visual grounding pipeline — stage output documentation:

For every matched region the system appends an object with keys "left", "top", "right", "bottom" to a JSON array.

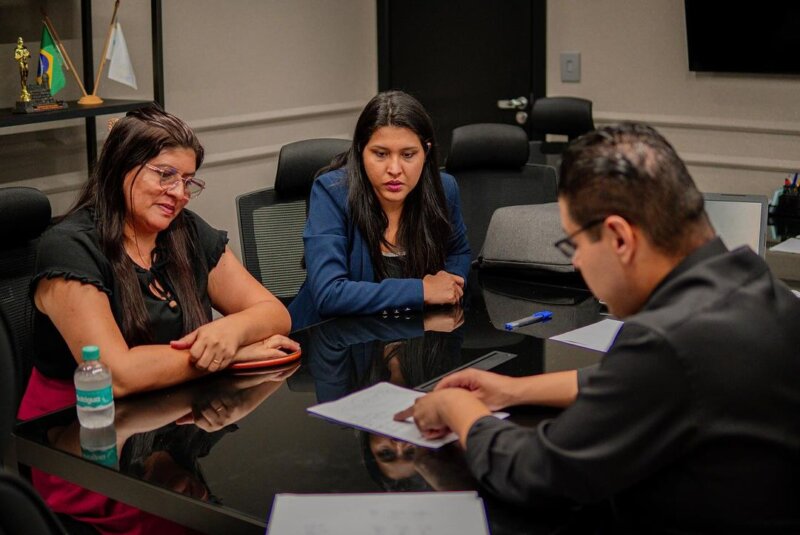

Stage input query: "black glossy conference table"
[{"left": 13, "top": 272, "right": 611, "bottom": 535}]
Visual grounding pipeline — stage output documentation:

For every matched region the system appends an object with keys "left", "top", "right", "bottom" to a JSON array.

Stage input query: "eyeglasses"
[
  {"left": 144, "top": 164, "right": 206, "bottom": 198},
  {"left": 553, "top": 217, "right": 606, "bottom": 259}
]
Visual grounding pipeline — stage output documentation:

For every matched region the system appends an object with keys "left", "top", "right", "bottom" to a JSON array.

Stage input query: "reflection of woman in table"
[
  {"left": 358, "top": 328, "right": 474, "bottom": 492},
  {"left": 39, "top": 367, "right": 297, "bottom": 534},
  {"left": 303, "top": 309, "right": 471, "bottom": 491},
  {"left": 305, "top": 307, "right": 464, "bottom": 403}
]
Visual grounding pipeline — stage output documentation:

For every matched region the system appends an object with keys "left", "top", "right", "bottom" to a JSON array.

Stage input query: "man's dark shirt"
[{"left": 466, "top": 238, "right": 800, "bottom": 532}]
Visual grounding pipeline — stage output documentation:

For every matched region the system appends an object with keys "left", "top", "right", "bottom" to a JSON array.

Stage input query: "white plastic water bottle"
[{"left": 74, "top": 345, "right": 115, "bottom": 428}]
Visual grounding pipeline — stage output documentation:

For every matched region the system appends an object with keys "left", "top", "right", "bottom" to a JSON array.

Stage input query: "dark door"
[{"left": 377, "top": 0, "right": 546, "bottom": 160}]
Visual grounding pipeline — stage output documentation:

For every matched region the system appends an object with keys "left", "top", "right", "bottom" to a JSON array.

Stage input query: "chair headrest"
[
  {"left": 529, "top": 97, "right": 594, "bottom": 140},
  {"left": 275, "top": 138, "right": 351, "bottom": 198},
  {"left": 0, "top": 187, "right": 51, "bottom": 244},
  {"left": 446, "top": 124, "right": 529, "bottom": 172}
]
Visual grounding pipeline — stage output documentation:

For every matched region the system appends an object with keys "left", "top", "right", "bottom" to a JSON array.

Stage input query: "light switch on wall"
[{"left": 560, "top": 52, "right": 581, "bottom": 83}]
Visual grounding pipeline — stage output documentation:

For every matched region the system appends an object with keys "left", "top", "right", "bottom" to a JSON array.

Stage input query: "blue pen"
[
  {"left": 504, "top": 310, "right": 553, "bottom": 330},
  {"left": 793, "top": 173, "right": 798, "bottom": 188}
]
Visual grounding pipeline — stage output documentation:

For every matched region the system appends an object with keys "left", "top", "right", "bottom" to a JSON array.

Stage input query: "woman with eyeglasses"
[
  {"left": 288, "top": 91, "right": 471, "bottom": 328},
  {"left": 19, "top": 107, "right": 295, "bottom": 417}
]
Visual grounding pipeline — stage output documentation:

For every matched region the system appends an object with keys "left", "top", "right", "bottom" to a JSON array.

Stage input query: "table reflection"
[
  {"left": 303, "top": 310, "right": 464, "bottom": 403},
  {"left": 15, "top": 281, "right": 609, "bottom": 534},
  {"left": 34, "top": 365, "right": 298, "bottom": 534},
  {"left": 303, "top": 309, "right": 478, "bottom": 493}
]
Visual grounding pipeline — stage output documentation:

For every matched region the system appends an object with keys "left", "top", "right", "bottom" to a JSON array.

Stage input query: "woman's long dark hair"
[
  {"left": 320, "top": 90, "right": 451, "bottom": 280},
  {"left": 68, "top": 106, "right": 208, "bottom": 345}
]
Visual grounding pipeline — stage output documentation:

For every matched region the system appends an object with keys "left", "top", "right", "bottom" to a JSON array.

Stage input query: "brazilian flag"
[{"left": 36, "top": 24, "right": 65, "bottom": 95}]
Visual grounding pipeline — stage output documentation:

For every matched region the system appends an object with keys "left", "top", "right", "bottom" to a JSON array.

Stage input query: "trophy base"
[
  {"left": 13, "top": 77, "right": 69, "bottom": 114},
  {"left": 14, "top": 100, "right": 68, "bottom": 114},
  {"left": 78, "top": 94, "right": 104, "bottom": 105}
]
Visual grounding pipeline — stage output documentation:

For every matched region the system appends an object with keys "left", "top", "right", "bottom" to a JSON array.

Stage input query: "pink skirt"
[{"left": 18, "top": 368, "right": 200, "bottom": 535}]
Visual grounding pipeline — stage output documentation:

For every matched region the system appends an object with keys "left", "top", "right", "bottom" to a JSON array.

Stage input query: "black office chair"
[
  {"left": 237, "top": 138, "right": 350, "bottom": 302},
  {"left": 0, "top": 472, "right": 68, "bottom": 534},
  {"left": 445, "top": 123, "right": 558, "bottom": 261},
  {"left": 0, "top": 310, "right": 15, "bottom": 464},
  {"left": 528, "top": 96, "right": 595, "bottom": 164},
  {"left": 0, "top": 308, "right": 67, "bottom": 534},
  {"left": 0, "top": 187, "right": 51, "bottom": 411}
]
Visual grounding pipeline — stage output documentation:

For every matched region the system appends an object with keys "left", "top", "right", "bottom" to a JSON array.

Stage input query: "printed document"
[
  {"left": 550, "top": 318, "right": 624, "bottom": 352},
  {"left": 308, "top": 382, "right": 508, "bottom": 449},
  {"left": 267, "top": 492, "right": 490, "bottom": 535},
  {"left": 769, "top": 237, "right": 800, "bottom": 254}
]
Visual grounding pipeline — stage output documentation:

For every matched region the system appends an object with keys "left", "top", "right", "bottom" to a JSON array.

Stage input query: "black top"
[
  {"left": 381, "top": 252, "right": 406, "bottom": 280},
  {"left": 466, "top": 238, "right": 800, "bottom": 532},
  {"left": 31, "top": 207, "right": 227, "bottom": 379}
]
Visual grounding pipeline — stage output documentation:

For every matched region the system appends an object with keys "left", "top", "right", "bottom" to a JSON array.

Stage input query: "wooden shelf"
[{"left": 0, "top": 99, "right": 154, "bottom": 128}]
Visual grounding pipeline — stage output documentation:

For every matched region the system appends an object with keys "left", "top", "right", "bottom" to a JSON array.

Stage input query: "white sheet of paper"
[
  {"left": 267, "top": 492, "right": 490, "bottom": 535},
  {"left": 550, "top": 318, "right": 624, "bottom": 353},
  {"left": 769, "top": 238, "right": 800, "bottom": 254},
  {"left": 307, "top": 382, "right": 508, "bottom": 449}
]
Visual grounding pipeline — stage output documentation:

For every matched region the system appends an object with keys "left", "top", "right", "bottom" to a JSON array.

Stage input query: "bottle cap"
[{"left": 82, "top": 345, "right": 100, "bottom": 361}]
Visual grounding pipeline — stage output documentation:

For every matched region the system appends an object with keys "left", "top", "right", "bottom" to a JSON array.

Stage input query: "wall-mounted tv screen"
[{"left": 685, "top": 1, "right": 800, "bottom": 75}]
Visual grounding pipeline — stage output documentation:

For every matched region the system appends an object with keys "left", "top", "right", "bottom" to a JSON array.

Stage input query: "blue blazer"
[{"left": 289, "top": 168, "right": 471, "bottom": 329}]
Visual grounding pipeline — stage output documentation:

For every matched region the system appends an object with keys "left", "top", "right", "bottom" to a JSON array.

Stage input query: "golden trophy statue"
[
  {"left": 13, "top": 34, "right": 68, "bottom": 113},
  {"left": 14, "top": 37, "right": 32, "bottom": 103}
]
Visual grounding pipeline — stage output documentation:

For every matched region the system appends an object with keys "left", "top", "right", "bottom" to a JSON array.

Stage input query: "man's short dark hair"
[{"left": 558, "top": 122, "right": 709, "bottom": 256}]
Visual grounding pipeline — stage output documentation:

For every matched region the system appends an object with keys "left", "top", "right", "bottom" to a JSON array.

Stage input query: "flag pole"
[
  {"left": 92, "top": 0, "right": 121, "bottom": 98},
  {"left": 40, "top": 9, "right": 89, "bottom": 97}
]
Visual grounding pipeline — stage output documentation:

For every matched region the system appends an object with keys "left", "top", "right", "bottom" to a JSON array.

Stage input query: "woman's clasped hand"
[
  {"left": 171, "top": 323, "right": 300, "bottom": 372},
  {"left": 422, "top": 271, "right": 464, "bottom": 306}
]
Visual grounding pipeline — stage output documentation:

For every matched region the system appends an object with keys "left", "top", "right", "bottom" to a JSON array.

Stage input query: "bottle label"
[
  {"left": 76, "top": 386, "right": 113, "bottom": 408},
  {"left": 81, "top": 445, "right": 118, "bottom": 468}
]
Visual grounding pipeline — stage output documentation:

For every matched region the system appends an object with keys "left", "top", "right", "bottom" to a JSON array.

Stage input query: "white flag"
[{"left": 106, "top": 22, "right": 137, "bottom": 89}]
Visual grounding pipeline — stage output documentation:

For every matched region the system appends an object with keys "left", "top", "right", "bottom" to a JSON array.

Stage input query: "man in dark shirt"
[{"left": 396, "top": 123, "right": 800, "bottom": 532}]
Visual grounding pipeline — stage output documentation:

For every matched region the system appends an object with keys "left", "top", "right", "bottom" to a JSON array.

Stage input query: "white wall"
[
  {"left": 1, "top": 0, "right": 377, "bottom": 257},
  {"left": 9, "top": 1, "right": 798, "bottom": 237},
  {"left": 547, "top": 0, "right": 800, "bottom": 198}
]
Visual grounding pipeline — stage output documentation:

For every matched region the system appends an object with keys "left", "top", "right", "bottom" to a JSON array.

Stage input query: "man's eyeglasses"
[
  {"left": 144, "top": 164, "right": 206, "bottom": 198},
  {"left": 553, "top": 217, "right": 606, "bottom": 259}
]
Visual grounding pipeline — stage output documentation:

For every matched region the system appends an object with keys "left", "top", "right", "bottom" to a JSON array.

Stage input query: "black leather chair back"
[
  {"left": 0, "top": 187, "right": 51, "bottom": 410},
  {"left": 445, "top": 124, "right": 558, "bottom": 261},
  {"left": 528, "top": 97, "right": 595, "bottom": 161},
  {"left": 238, "top": 138, "right": 350, "bottom": 301},
  {"left": 0, "top": 307, "right": 66, "bottom": 534},
  {"left": 0, "top": 471, "right": 67, "bottom": 534},
  {"left": 275, "top": 138, "right": 351, "bottom": 199},
  {"left": 446, "top": 123, "right": 529, "bottom": 173},
  {"left": 529, "top": 96, "right": 594, "bottom": 141},
  {"left": 0, "top": 310, "right": 15, "bottom": 459}
]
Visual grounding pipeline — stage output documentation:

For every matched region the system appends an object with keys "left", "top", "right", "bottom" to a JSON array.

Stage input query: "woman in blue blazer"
[{"left": 289, "top": 91, "right": 471, "bottom": 328}]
